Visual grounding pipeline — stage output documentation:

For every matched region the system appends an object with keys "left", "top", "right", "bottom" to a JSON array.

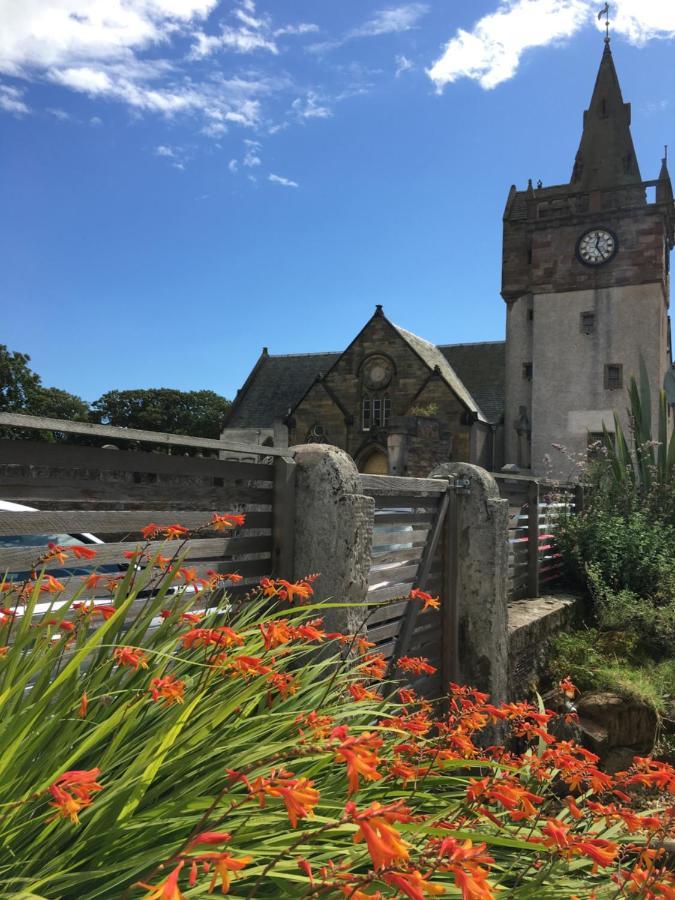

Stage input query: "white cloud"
[
  {"left": 395, "top": 54, "right": 413, "bottom": 76},
  {"left": 428, "top": 0, "right": 589, "bottom": 91},
  {"left": 274, "top": 23, "right": 319, "bottom": 37},
  {"left": 243, "top": 138, "right": 261, "bottom": 166},
  {"left": 89, "top": 115, "right": 102, "bottom": 126},
  {"left": 155, "top": 144, "right": 176, "bottom": 157},
  {"left": 427, "top": 0, "right": 675, "bottom": 92},
  {"left": 269, "top": 173, "right": 298, "bottom": 187},
  {"left": 0, "top": 1, "right": 219, "bottom": 77},
  {"left": 350, "top": 4, "right": 429, "bottom": 38},
  {"left": 228, "top": 158, "right": 239, "bottom": 173},
  {"left": 0, "top": 82, "right": 28, "bottom": 114},
  {"left": 291, "top": 92, "right": 332, "bottom": 120},
  {"left": 47, "top": 107, "right": 70, "bottom": 120}
]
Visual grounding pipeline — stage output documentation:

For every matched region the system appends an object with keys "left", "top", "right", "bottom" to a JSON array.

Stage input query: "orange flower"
[
  {"left": 271, "top": 776, "right": 320, "bottom": 827},
  {"left": 409, "top": 588, "right": 441, "bottom": 612},
  {"left": 141, "top": 523, "right": 161, "bottom": 540},
  {"left": 251, "top": 772, "right": 320, "bottom": 827},
  {"left": 188, "top": 831, "right": 231, "bottom": 848},
  {"left": 81, "top": 573, "right": 104, "bottom": 590},
  {"left": 267, "top": 671, "right": 298, "bottom": 699},
  {"left": 218, "top": 571, "right": 244, "bottom": 583},
  {"left": 277, "top": 579, "right": 313, "bottom": 603},
  {"left": 149, "top": 675, "right": 185, "bottom": 706},
  {"left": 44, "top": 543, "right": 68, "bottom": 565},
  {"left": 558, "top": 676, "right": 578, "bottom": 699},
  {"left": 564, "top": 796, "right": 584, "bottom": 820},
  {"left": 346, "top": 801, "right": 413, "bottom": 870},
  {"left": 40, "top": 575, "right": 65, "bottom": 594},
  {"left": 137, "top": 861, "right": 185, "bottom": 899},
  {"left": 334, "top": 733, "right": 383, "bottom": 794},
  {"left": 181, "top": 627, "right": 244, "bottom": 650},
  {"left": 113, "top": 646, "right": 148, "bottom": 670},
  {"left": 178, "top": 567, "right": 199, "bottom": 586},
  {"left": 348, "top": 683, "right": 382, "bottom": 702},
  {"left": 259, "top": 619, "right": 293, "bottom": 650},
  {"left": 71, "top": 545, "right": 97, "bottom": 560},
  {"left": 397, "top": 656, "right": 437, "bottom": 676},
  {"left": 383, "top": 870, "right": 445, "bottom": 899},
  {"left": 79, "top": 692, "right": 88, "bottom": 718},
  {"left": 164, "top": 524, "right": 189, "bottom": 541},
  {"left": 204, "top": 852, "right": 253, "bottom": 894},
  {"left": 73, "top": 602, "right": 116, "bottom": 621},
  {"left": 48, "top": 768, "right": 103, "bottom": 824},
  {"left": 576, "top": 838, "right": 618, "bottom": 871},
  {"left": 211, "top": 512, "right": 246, "bottom": 530},
  {"left": 358, "top": 654, "right": 387, "bottom": 680},
  {"left": 484, "top": 777, "right": 544, "bottom": 821},
  {"left": 225, "top": 655, "right": 272, "bottom": 679}
]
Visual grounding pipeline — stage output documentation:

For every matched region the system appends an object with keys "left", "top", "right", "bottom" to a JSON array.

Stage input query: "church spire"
[{"left": 570, "top": 40, "right": 641, "bottom": 189}]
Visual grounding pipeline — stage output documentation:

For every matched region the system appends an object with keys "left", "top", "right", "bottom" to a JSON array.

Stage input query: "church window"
[
  {"left": 527, "top": 309, "right": 534, "bottom": 322},
  {"left": 580, "top": 311, "right": 595, "bottom": 334},
  {"left": 362, "top": 396, "right": 391, "bottom": 430},
  {"left": 522, "top": 362, "right": 533, "bottom": 381},
  {"left": 604, "top": 364, "right": 623, "bottom": 390}
]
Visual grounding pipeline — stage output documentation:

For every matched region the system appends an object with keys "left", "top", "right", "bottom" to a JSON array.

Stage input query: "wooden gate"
[{"left": 359, "top": 474, "right": 457, "bottom": 698}]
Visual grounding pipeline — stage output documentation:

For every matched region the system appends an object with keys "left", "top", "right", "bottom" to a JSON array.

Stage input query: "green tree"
[
  {"left": 0, "top": 345, "right": 89, "bottom": 440},
  {"left": 0, "top": 345, "right": 41, "bottom": 411},
  {"left": 91, "top": 388, "right": 231, "bottom": 439}
]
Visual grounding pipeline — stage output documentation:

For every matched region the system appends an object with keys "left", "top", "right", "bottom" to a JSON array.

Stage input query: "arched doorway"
[{"left": 358, "top": 446, "right": 389, "bottom": 475}]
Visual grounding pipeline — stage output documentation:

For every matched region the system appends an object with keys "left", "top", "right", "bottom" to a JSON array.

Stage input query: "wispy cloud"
[
  {"left": 395, "top": 54, "right": 414, "bottom": 76},
  {"left": 243, "top": 138, "right": 262, "bottom": 166},
  {"left": 427, "top": 0, "right": 675, "bottom": 92},
  {"left": 291, "top": 91, "right": 332, "bottom": 120},
  {"left": 349, "top": 3, "right": 429, "bottom": 38},
  {"left": 0, "top": 83, "right": 29, "bottom": 115},
  {"left": 189, "top": 0, "right": 318, "bottom": 58},
  {"left": 269, "top": 173, "right": 298, "bottom": 187},
  {"left": 308, "top": 3, "right": 428, "bottom": 54}
]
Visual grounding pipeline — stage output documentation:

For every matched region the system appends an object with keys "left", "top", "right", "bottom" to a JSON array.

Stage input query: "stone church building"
[{"left": 223, "top": 39, "right": 674, "bottom": 478}]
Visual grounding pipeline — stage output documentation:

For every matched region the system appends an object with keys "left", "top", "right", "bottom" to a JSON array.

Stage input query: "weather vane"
[{"left": 598, "top": 3, "right": 610, "bottom": 42}]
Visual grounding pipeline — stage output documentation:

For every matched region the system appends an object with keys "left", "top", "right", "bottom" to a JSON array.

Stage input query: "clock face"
[{"left": 577, "top": 228, "right": 618, "bottom": 266}]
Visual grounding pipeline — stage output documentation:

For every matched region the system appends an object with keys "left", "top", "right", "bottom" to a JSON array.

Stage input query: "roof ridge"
[
  {"left": 438, "top": 340, "right": 505, "bottom": 348},
  {"left": 268, "top": 350, "right": 341, "bottom": 359}
]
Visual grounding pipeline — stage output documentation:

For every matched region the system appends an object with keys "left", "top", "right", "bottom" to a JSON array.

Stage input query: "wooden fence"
[
  {"left": 0, "top": 414, "right": 296, "bottom": 604},
  {"left": 494, "top": 473, "right": 581, "bottom": 600},
  {"left": 359, "top": 473, "right": 457, "bottom": 699}
]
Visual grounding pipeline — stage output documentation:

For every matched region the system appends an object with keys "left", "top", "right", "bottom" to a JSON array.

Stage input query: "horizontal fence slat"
[
  {"left": 369, "top": 546, "right": 425, "bottom": 569},
  {"left": 372, "top": 528, "right": 429, "bottom": 550},
  {"left": 360, "top": 474, "right": 448, "bottom": 497},
  {"left": 0, "top": 440, "right": 273, "bottom": 481},
  {"left": 372, "top": 511, "right": 435, "bottom": 526},
  {"left": 0, "top": 510, "right": 272, "bottom": 537},
  {"left": 372, "top": 494, "right": 442, "bottom": 510},
  {"left": 368, "top": 599, "right": 408, "bottom": 625},
  {"left": 0, "top": 479, "right": 273, "bottom": 507},
  {"left": 0, "top": 412, "right": 289, "bottom": 457},
  {"left": 368, "top": 563, "right": 420, "bottom": 588},
  {"left": 0, "top": 535, "right": 273, "bottom": 573},
  {"left": 367, "top": 583, "right": 415, "bottom": 605}
]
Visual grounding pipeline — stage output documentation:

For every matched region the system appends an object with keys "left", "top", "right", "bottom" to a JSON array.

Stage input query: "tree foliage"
[{"left": 91, "top": 389, "right": 231, "bottom": 439}]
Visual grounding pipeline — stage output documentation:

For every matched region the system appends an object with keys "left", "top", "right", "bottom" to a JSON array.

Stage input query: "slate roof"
[
  {"left": 392, "top": 324, "right": 488, "bottom": 423},
  {"left": 438, "top": 341, "right": 505, "bottom": 425},
  {"left": 225, "top": 336, "right": 506, "bottom": 430},
  {"left": 225, "top": 351, "right": 340, "bottom": 428}
]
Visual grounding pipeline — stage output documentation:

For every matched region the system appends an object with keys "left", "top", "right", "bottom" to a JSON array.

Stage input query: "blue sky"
[{"left": 2, "top": 0, "right": 675, "bottom": 403}]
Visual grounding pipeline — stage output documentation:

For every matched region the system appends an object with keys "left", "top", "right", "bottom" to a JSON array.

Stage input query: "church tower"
[{"left": 501, "top": 37, "right": 674, "bottom": 476}]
